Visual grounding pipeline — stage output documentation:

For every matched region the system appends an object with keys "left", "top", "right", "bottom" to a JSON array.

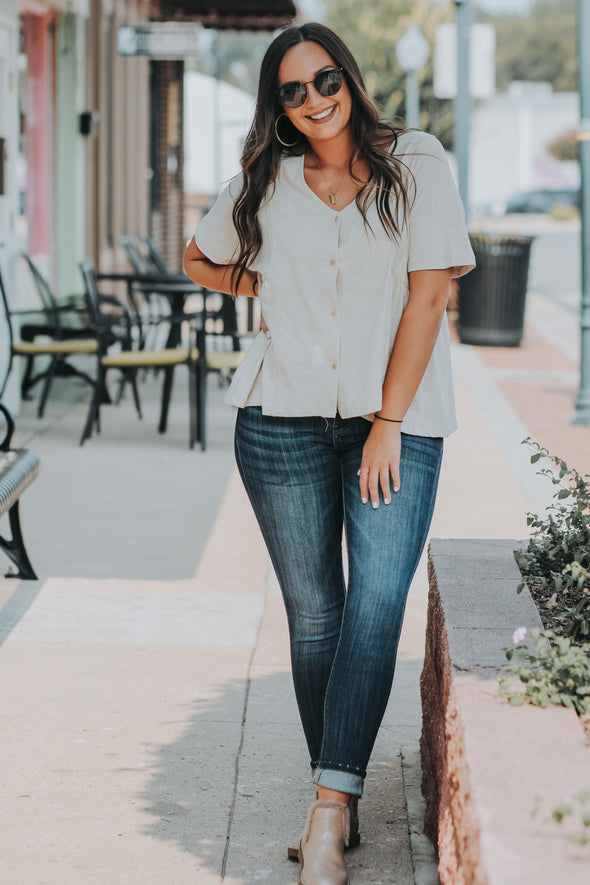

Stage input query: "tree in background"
[
  {"left": 480, "top": 0, "right": 576, "bottom": 93},
  {"left": 324, "top": 0, "right": 455, "bottom": 148},
  {"left": 324, "top": 0, "right": 577, "bottom": 149}
]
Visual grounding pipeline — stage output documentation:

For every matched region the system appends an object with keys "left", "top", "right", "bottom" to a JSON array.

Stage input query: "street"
[
  {"left": 472, "top": 214, "right": 582, "bottom": 313},
  {"left": 529, "top": 227, "right": 580, "bottom": 311}
]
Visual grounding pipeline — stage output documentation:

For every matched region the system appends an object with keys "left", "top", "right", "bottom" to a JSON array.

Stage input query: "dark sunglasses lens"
[
  {"left": 278, "top": 69, "right": 343, "bottom": 108},
  {"left": 279, "top": 82, "right": 307, "bottom": 108},
  {"left": 316, "top": 69, "right": 342, "bottom": 97}
]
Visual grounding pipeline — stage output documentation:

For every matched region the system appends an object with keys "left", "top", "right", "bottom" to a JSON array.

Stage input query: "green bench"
[{"left": 0, "top": 402, "right": 41, "bottom": 579}]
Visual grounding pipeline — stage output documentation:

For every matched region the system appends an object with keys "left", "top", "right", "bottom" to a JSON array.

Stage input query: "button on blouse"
[{"left": 193, "top": 131, "right": 475, "bottom": 437}]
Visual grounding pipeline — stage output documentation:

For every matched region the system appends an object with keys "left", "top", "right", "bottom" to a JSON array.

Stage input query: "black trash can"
[{"left": 458, "top": 234, "right": 534, "bottom": 347}]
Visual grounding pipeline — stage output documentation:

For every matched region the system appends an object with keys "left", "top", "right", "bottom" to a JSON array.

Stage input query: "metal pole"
[
  {"left": 406, "top": 70, "right": 419, "bottom": 129},
  {"left": 573, "top": 0, "right": 590, "bottom": 424},
  {"left": 213, "top": 60, "right": 222, "bottom": 191},
  {"left": 454, "top": 0, "right": 472, "bottom": 218}
]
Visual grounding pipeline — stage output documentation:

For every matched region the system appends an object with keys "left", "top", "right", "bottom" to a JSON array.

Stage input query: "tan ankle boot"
[
  {"left": 288, "top": 795, "right": 359, "bottom": 861},
  {"left": 297, "top": 799, "right": 350, "bottom": 885}
]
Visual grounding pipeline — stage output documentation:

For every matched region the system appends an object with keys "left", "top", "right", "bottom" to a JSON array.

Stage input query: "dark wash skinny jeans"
[{"left": 235, "top": 406, "right": 443, "bottom": 796}]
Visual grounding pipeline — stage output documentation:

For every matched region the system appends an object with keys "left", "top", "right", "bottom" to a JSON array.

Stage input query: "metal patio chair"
[
  {"left": 79, "top": 260, "right": 206, "bottom": 449},
  {"left": 0, "top": 259, "right": 98, "bottom": 417}
]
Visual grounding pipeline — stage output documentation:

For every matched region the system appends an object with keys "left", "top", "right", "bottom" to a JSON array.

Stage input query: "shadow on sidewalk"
[{"left": 139, "top": 666, "right": 421, "bottom": 884}]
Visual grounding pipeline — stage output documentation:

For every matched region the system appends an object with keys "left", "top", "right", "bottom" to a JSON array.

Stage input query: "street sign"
[
  {"left": 434, "top": 23, "right": 495, "bottom": 99},
  {"left": 117, "top": 25, "right": 203, "bottom": 58}
]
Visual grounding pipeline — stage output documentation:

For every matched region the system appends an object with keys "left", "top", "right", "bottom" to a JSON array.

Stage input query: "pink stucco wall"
[{"left": 22, "top": 11, "right": 55, "bottom": 257}]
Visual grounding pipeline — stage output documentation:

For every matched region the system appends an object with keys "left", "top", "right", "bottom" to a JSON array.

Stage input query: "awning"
[{"left": 157, "top": 0, "right": 297, "bottom": 29}]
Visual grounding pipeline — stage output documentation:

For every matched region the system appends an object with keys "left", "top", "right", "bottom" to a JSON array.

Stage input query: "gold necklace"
[{"left": 311, "top": 155, "right": 349, "bottom": 206}]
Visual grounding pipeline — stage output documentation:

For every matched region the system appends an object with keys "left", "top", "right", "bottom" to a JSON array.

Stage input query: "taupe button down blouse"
[{"left": 194, "top": 131, "right": 475, "bottom": 437}]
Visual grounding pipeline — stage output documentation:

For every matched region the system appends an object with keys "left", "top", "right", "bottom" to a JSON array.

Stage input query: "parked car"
[{"left": 505, "top": 188, "right": 580, "bottom": 214}]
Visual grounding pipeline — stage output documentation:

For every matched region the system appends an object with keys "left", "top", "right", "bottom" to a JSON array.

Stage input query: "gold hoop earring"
[{"left": 274, "top": 113, "right": 299, "bottom": 148}]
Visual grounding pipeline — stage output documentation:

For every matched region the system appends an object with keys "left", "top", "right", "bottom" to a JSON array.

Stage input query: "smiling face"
[{"left": 277, "top": 41, "right": 353, "bottom": 146}]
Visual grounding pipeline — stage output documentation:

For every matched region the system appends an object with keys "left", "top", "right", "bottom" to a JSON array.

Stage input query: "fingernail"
[
  {"left": 372, "top": 502, "right": 379, "bottom": 509},
  {"left": 361, "top": 497, "right": 368, "bottom": 504},
  {"left": 357, "top": 469, "right": 361, "bottom": 476},
  {"left": 394, "top": 486, "right": 400, "bottom": 493},
  {"left": 384, "top": 498, "right": 391, "bottom": 505}
]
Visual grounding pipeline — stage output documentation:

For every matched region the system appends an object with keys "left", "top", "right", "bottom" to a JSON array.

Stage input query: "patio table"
[{"left": 96, "top": 272, "right": 204, "bottom": 432}]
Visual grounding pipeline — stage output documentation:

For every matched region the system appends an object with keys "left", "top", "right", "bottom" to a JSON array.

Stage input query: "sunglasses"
[{"left": 277, "top": 67, "right": 344, "bottom": 109}]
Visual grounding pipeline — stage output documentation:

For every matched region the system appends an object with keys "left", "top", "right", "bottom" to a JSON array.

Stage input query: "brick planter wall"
[{"left": 420, "top": 539, "right": 590, "bottom": 884}]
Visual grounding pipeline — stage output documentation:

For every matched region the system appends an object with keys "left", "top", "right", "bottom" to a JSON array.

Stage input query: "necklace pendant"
[{"left": 328, "top": 192, "right": 337, "bottom": 205}]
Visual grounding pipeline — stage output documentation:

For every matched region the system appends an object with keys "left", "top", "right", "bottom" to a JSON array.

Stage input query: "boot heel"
[{"left": 347, "top": 831, "right": 361, "bottom": 849}]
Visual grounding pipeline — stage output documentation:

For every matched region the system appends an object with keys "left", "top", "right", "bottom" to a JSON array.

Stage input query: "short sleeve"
[
  {"left": 193, "top": 174, "right": 242, "bottom": 265},
  {"left": 401, "top": 134, "right": 475, "bottom": 279}
]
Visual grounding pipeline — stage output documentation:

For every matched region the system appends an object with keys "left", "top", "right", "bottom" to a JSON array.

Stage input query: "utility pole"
[
  {"left": 573, "top": 0, "right": 590, "bottom": 424},
  {"left": 454, "top": 0, "right": 472, "bottom": 217}
]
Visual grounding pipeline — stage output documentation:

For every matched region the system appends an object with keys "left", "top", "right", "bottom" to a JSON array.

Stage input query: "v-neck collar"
[{"left": 297, "top": 154, "right": 358, "bottom": 214}]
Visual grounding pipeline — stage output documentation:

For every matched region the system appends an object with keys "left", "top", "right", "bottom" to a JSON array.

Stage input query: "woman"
[{"left": 184, "top": 22, "right": 474, "bottom": 885}]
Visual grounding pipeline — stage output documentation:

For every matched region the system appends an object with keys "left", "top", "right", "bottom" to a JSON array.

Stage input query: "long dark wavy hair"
[{"left": 230, "top": 23, "right": 411, "bottom": 292}]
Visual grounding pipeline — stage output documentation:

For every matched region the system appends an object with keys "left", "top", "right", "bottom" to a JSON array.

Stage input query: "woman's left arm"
[{"left": 358, "top": 268, "right": 453, "bottom": 508}]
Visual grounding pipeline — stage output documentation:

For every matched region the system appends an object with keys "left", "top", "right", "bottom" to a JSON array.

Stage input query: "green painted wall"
[{"left": 55, "top": 13, "right": 86, "bottom": 300}]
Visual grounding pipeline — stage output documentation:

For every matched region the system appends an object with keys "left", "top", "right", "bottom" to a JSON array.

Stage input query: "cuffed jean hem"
[{"left": 313, "top": 767, "right": 364, "bottom": 797}]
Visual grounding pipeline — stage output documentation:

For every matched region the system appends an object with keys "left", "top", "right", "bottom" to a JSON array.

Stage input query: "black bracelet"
[
  {"left": 252, "top": 278, "right": 258, "bottom": 296},
  {"left": 374, "top": 415, "right": 403, "bottom": 423}
]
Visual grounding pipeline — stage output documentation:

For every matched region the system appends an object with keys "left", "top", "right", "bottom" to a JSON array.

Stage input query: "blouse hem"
[{"left": 223, "top": 394, "right": 457, "bottom": 438}]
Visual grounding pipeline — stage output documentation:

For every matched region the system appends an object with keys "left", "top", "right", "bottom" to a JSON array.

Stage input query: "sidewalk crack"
[{"left": 220, "top": 564, "right": 270, "bottom": 882}]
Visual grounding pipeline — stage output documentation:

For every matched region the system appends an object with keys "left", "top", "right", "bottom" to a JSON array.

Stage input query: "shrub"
[
  {"left": 547, "top": 130, "right": 578, "bottom": 163},
  {"left": 518, "top": 439, "right": 590, "bottom": 640}
]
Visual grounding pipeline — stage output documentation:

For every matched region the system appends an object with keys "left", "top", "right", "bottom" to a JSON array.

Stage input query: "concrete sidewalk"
[{"left": 1, "top": 265, "right": 589, "bottom": 883}]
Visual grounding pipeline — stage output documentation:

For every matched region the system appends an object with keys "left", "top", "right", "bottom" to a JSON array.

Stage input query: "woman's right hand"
[
  {"left": 358, "top": 420, "right": 402, "bottom": 509},
  {"left": 261, "top": 312, "right": 269, "bottom": 334}
]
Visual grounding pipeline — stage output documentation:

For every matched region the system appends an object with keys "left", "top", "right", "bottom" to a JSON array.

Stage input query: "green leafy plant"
[
  {"left": 499, "top": 627, "right": 590, "bottom": 716},
  {"left": 518, "top": 439, "right": 590, "bottom": 640},
  {"left": 532, "top": 790, "right": 590, "bottom": 847}
]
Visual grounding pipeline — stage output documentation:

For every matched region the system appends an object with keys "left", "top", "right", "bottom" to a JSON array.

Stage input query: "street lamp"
[
  {"left": 395, "top": 25, "right": 430, "bottom": 130},
  {"left": 454, "top": 0, "right": 472, "bottom": 218},
  {"left": 573, "top": 0, "right": 590, "bottom": 424}
]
